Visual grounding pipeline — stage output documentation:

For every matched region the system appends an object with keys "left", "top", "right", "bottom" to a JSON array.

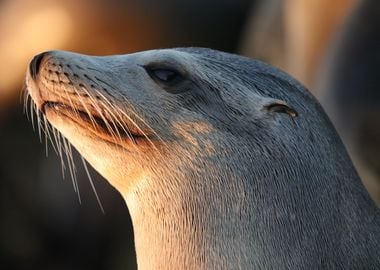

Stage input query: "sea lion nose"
[{"left": 30, "top": 52, "right": 48, "bottom": 80}]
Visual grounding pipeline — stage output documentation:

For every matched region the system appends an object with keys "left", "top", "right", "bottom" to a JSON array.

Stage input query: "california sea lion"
[{"left": 25, "top": 48, "right": 380, "bottom": 269}]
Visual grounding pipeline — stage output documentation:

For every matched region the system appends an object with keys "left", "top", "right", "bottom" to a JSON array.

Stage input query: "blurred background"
[{"left": 0, "top": 0, "right": 378, "bottom": 269}]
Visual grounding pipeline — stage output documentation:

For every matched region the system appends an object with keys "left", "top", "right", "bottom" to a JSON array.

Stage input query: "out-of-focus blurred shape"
[
  {"left": 240, "top": 0, "right": 286, "bottom": 71},
  {"left": 318, "top": 0, "right": 380, "bottom": 205},
  {"left": 0, "top": 2, "right": 71, "bottom": 104},
  {"left": 240, "top": 0, "right": 355, "bottom": 90},
  {"left": 0, "top": 0, "right": 163, "bottom": 112},
  {"left": 283, "top": 0, "right": 355, "bottom": 89}
]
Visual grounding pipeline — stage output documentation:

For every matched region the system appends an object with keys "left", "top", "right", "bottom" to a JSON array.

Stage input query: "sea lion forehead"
[{"left": 130, "top": 49, "right": 200, "bottom": 71}]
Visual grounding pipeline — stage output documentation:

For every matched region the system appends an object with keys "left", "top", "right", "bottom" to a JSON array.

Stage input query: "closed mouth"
[{"left": 42, "top": 101, "right": 149, "bottom": 145}]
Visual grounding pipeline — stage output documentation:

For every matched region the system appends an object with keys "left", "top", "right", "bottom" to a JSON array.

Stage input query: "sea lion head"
[
  {"left": 26, "top": 48, "right": 380, "bottom": 270},
  {"left": 26, "top": 48, "right": 340, "bottom": 197}
]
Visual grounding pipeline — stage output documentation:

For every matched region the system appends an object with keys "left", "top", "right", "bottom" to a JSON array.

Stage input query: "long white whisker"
[
  {"left": 80, "top": 156, "right": 105, "bottom": 214},
  {"left": 77, "top": 85, "right": 121, "bottom": 142},
  {"left": 37, "top": 107, "right": 43, "bottom": 142},
  {"left": 62, "top": 138, "right": 82, "bottom": 205},
  {"left": 120, "top": 95, "right": 167, "bottom": 144},
  {"left": 25, "top": 93, "right": 31, "bottom": 120},
  {"left": 23, "top": 87, "right": 30, "bottom": 118},
  {"left": 53, "top": 129, "right": 66, "bottom": 179},
  {"left": 92, "top": 90, "right": 137, "bottom": 144},
  {"left": 43, "top": 117, "right": 59, "bottom": 156},
  {"left": 67, "top": 142, "right": 81, "bottom": 204},
  {"left": 30, "top": 98, "right": 36, "bottom": 131},
  {"left": 72, "top": 87, "right": 100, "bottom": 130},
  {"left": 62, "top": 137, "right": 76, "bottom": 191},
  {"left": 92, "top": 88, "right": 165, "bottom": 157},
  {"left": 115, "top": 106, "right": 162, "bottom": 152},
  {"left": 93, "top": 79, "right": 166, "bottom": 147}
]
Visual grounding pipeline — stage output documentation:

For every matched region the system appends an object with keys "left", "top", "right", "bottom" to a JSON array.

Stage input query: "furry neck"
[
  {"left": 123, "top": 173, "right": 253, "bottom": 270},
  {"left": 121, "top": 157, "right": 380, "bottom": 270}
]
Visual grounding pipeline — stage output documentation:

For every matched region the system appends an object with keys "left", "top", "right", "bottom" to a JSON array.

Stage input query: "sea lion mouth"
[{"left": 42, "top": 101, "right": 149, "bottom": 145}]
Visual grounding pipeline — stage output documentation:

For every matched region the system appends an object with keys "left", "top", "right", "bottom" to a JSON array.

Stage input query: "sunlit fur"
[{"left": 26, "top": 48, "right": 380, "bottom": 269}]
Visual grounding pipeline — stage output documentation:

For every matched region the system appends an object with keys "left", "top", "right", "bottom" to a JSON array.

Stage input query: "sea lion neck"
[
  {"left": 123, "top": 173, "right": 380, "bottom": 270},
  {"left": 122, "top": 171, "right": 253, "bottom": 270},
  {"left": 120, "top": 142, "right": 380, "bottom": 270}
]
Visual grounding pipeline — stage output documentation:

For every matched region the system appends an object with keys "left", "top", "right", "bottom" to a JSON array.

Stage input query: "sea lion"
[{"left": 25, "top": 48, "right": 380, "bottom": 269}]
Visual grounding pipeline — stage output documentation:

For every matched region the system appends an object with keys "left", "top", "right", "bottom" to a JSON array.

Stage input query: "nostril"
[{"left": 30, "top": 52, "right": 48, "bottom": 80}]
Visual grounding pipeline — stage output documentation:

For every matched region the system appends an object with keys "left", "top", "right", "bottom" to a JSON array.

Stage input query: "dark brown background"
[{"left": 1, "top": 0, "right": 379, "bottom": 269}]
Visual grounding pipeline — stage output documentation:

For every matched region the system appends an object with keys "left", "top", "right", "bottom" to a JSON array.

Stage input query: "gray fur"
[{"left": 26, "top": 48, "right": 380, "bottom": 269}]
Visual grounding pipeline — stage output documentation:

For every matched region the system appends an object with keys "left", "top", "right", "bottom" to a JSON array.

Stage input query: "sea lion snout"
[
  {"left": 29, "top": 51, "right": 49, "bottom": 80},
  {"left": 27, "top": 51, "right": 103, "bottom": 112}
]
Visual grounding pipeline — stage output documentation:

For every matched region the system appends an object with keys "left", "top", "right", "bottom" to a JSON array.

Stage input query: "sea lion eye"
[
  {"left": 152, "top": 69, "right": 177, "bottom": 82},
  {"left": 144, "top": 67, "right": 183, "bottom": 85}
]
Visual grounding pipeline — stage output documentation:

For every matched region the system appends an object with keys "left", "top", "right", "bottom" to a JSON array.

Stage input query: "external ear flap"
[
  {"left": 265, "top": 101, "right": 298, "bottom": 119},
  {"left": 245, "top": 93, "right": 297, "bottom": 119}
]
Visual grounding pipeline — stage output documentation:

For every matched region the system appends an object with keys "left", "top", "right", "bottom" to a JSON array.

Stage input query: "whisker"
[
  {"left": 89, "top": 79, "right": 164, "bottom": 146},
  {"left": 24, "top": 92, "right": 31, "bottom": 120},
  {"left": 91, "top": 90, "right": 137, "bottom": 145},
  {"left": 43, "top": 115, "right": 58, "bottom": 156},
  {"left": 120, "top": 95, "right": 167, "bottom": 143},
  {"left": 37, "top": 107, "right": 43, "bottom": 143},
  {"left": 70, "top": 85, "right": 99, "bottom": 131},
  {"left": 88, "top": 85, "right": 165, "bottom": 156},
  {"left": 30, "top": 98, "right": 36, "bottom": 131},
  {"left": 76, "top": 85, "right": 121, "bottom": 143},
  {"left": 53, "top": 128, "right": 66, "bottom": 179},
  {"left": 22, "top": 85, "right": 29, "bottom": 117},
  {"left": 115, "top": 106, "right": 162, "bottom": 153},
  {"left": 60, "top": 82, "right": 82, "bottom": 121},
  {"left": 80, "top": 156, "right": 105, "bottom": 214},
  {"left": 25, "top": 69, "right": 167, "bottom": 213},
  {"left": 103, "top": 102, "right": 136, "bottom": 145},
  {"left": 67, "top": 142, "right": 82, "bottom": 205},
  {"left": 62, "top": 137, "right": 81, "bottom": 204},
  {"left": 62, "top": 136, "right": 74, "bottom": 188}
]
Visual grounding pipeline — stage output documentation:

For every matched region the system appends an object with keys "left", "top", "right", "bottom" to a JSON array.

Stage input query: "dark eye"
[
  {"left": 144, "top": 67, "right": 184, "bottom": 85},
  {"left": 151, "top": 69, "right": 177, "bottom": 82}
]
